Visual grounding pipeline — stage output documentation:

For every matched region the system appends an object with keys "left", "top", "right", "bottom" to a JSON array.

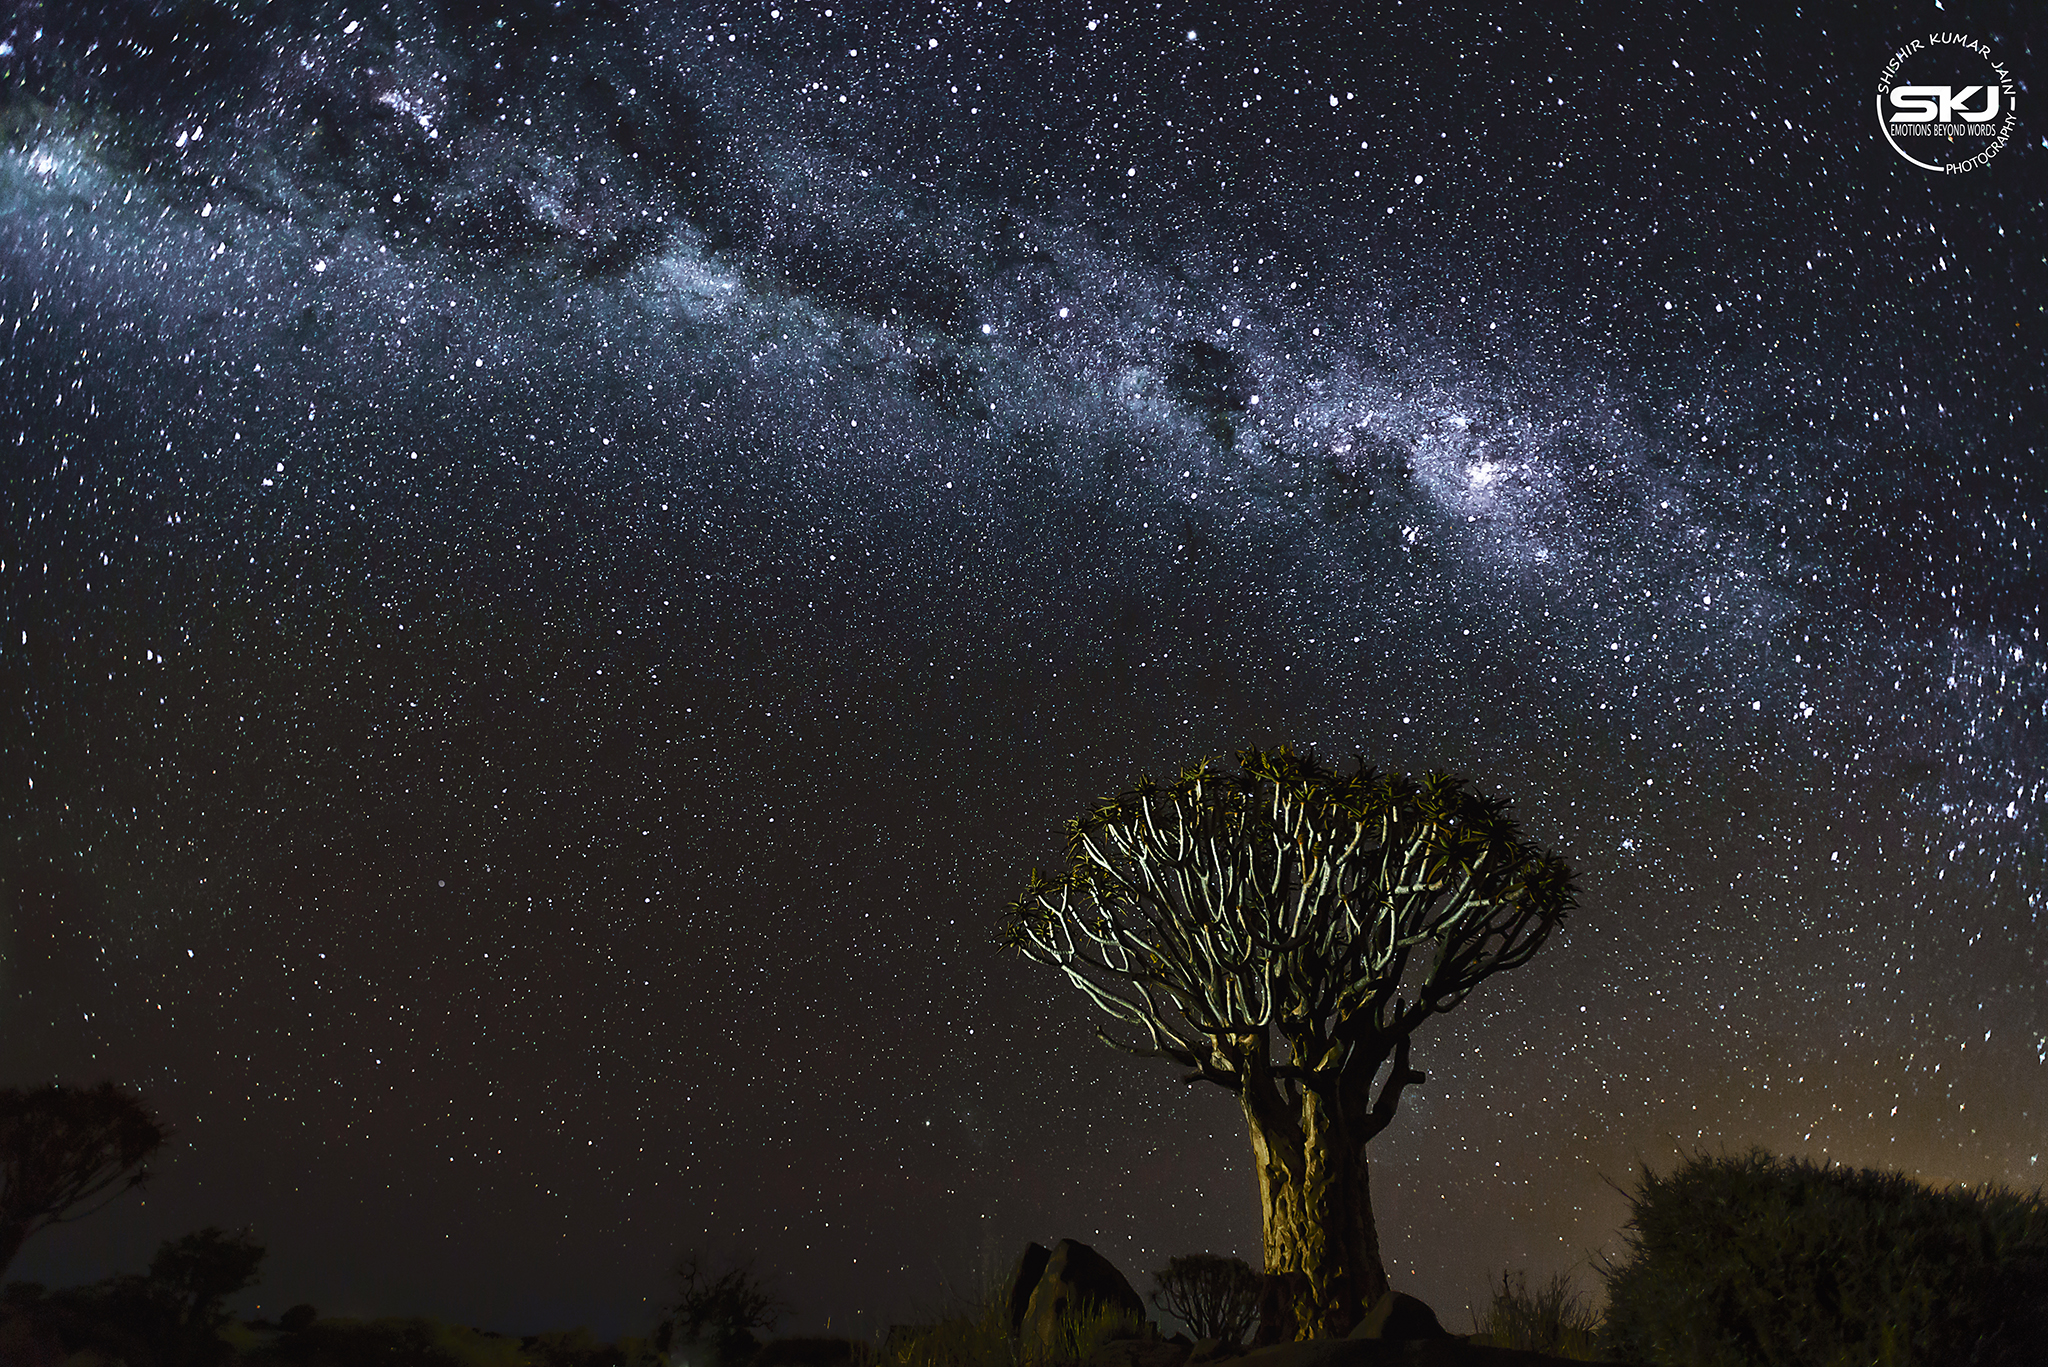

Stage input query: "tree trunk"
[{"left": 1241, "top": 1083, "right": 1389, "bottom": 1340}]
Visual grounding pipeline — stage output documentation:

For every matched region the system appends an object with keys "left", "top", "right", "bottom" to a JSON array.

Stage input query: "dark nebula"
[{"left": 1, "top": 0, "right": 2042, "bottom": 1341}]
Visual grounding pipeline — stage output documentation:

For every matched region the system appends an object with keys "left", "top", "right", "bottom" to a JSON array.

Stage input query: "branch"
[
  {"left": 1357, "top": 1033, "right": 1426, "bottom": 1143},
  {"left": 1093, "top": 1027, "right": 1198, "bottom": 1070}
]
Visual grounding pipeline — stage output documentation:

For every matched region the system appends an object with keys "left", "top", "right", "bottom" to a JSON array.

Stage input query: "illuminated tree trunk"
[
  {"left": 1243, "top": 1084, "right": 1388, "bottom": 1340},
  {"left": 1004, "top": 751, "right": 1575, "bottom": 1339}
]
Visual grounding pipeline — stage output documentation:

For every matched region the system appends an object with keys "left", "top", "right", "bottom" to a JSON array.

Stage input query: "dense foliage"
[
  {"left": 1600, "top": 1147, "right": 2048, "bottom": 1367},
  {"left": 1, "top": 1226, "right": 262, "bottom": 1367}
]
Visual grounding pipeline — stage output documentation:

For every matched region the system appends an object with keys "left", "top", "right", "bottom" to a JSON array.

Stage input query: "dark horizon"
[{"left": 2, "top": 0, "right": 2041, "bottom": 1344}]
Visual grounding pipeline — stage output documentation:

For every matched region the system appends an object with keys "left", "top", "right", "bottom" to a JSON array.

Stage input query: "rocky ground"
[{"left": 1088, "top": 1339, "right": 1612, "bottom": 1367}]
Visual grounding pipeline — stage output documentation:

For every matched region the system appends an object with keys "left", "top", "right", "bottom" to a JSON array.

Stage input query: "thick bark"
[{"left": 1240, "top": 1080, "right": 1389, "bottom": 1339}]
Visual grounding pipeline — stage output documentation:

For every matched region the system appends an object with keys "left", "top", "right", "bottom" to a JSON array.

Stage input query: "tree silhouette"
[
  {"left": 1150, "top": 1253, "right": 1261, "bottom": 1343},
  {"left": 0, "top": 1082, "right": 170, "bottom": 1279},
  {"left": 148, "top": 1225, "right": 265, "bottom": 1333},
  {"left": 1005, "top": 747, "right": 1576, "bottom": 1339},
  {"left": 655, "top": 1251, "right": 788, "bottom": 1367}
]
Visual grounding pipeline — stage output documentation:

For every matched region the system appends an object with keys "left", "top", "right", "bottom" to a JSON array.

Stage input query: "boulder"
[
  {"left": 1018, "top": 1239, "right": 1147, "bottom": 1350},
  {"left": 1004, "top": 1241, "right": 1053, "bottom": 1337},
  {"left": 1190, "top": 1337, "right": 1249, "bottom": 1363},
  {"left": 1348, "top": 1293, "right": 1447, "bottom": 1341}
]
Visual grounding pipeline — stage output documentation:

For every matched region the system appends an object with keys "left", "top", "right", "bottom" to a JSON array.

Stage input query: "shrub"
[
  {"left": 149, "top": 1225, "right": 265, "bottom": 1334},
  {"left": 1599, "top": 1147, "right": 2048, "bottom": 1367},
  {"left": 656, "top": 1252, "right": 789, "bottom": 1367},
  {"left": 1149, "top": 1255, "right": 1259, "bottom": 1343},
  {"left": 880, "top": 1268, "right": 1148, "bottom": 1367},
  {"left": 1043, "top": 1298, "right": 1146, "bottom": 1365},
  {"left": 0, "top": 1226, "right": 265, "bottom": 1367},
  {"left": 242, "top": 1315, "right": 530, "bottom": 1366},
  {"left": 525, "top": 1325, "right": 667, "bottom": 1366},
  {"left": 880, "top": 1278, "right": 1009, "bottom": 1367},
  {"left": 1471, "top": 1269, "right": 1601, "bottom": 1360}
]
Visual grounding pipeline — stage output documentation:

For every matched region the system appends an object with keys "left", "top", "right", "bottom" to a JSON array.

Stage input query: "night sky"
[{"left": 2, "top": 0, "right": 2043, "bottom": 1345}]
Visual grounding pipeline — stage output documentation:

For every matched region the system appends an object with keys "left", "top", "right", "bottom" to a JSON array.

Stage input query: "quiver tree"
[
  {"left": 0, "top": 1082, "right": 170, "bottom": 1279},
  {"left": 656, "top": 1251, "right": 788, "bottom": 1367},
  {"left": 1004, "top": 747, "right": 1576, "bottom": 1339},
  {"left": 1151, "top": 1253, "right": 1261, "bottom": 1343}
]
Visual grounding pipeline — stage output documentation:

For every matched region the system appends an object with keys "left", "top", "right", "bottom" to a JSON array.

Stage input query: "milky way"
[{"left": 2, "top": 0, "right": 2043, "bottom": 1342}]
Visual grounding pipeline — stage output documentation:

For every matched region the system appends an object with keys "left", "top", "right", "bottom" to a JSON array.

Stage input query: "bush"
[
  {"left": 0, "top": 1226, "right": 265, "bottom": 1367},
  {"left": 1043, "top": 1298, "right": 1146, "bottom": 1365},
  {"left": 878, "top": 1268, "right": 1145, "bottom": 1367},
  {"left": 1471, "top": 1269, "right": 1601, "bottom": 1360},
  {"left": 525, "top": 1325, "right": 668, "bottom": 1366},
  {"left": 1599, "top": 1147, "right": 2048, "bottom": 1367},
  {"left": 1149, "top": 1255, "right": 1259, "bottom": 1343},
  {"left": 656, "top": 1252, "right": 790, "bottom": 1367},
  {"left": 150, "top": 1225, "right": 265, "bottom": 1334},
  {"left": 242, "top": 1315, "right": 530, "bottom": 1366},
  {"left": 879, "top": 1278, "right": 1009, "bottom": 1367}
]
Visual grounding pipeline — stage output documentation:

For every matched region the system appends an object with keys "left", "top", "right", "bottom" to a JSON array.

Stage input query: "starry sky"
[{"left": 2, "top": 0, "right": 2043, "bottom": 1344}]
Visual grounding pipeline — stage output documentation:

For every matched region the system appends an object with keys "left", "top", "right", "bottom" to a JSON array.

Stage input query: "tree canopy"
[
  {"left": 0, "top": 1081, "right": 171, "bottom": 1279},
  {"left": 1004, "top": 746, "right": 1577, "bottom": 1337},
  {"left": 1005, "top": 747, "right": 1576, "bottom": 1100}
]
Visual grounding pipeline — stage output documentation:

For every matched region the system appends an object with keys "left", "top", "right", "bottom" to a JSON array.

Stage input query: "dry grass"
[
  {"left": 1470, "top": 1269, "right": 1604, "bottom": 1361},
  {"left": 878, "top": 1278, "right": 1147, "bottom": 1367}
]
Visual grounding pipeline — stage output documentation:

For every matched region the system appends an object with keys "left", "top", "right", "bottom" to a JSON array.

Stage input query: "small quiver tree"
[
  {"left": 1005, "top": 748, "right": 1576, "bottom": 1340},
  {"left": 1150, "top": 1253, "right": 1261, "bottom": 1343},
  {"left": 0, "top": 1082, "right": 170, "bottom": 1280},
  {"left": 657, "top": 1251, "right": 789, "bottom": 1367}
]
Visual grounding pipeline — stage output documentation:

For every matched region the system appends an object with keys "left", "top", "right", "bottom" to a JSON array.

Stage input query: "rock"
[
  {"left": 1018, "top": 1239, "right": 1147, "bottom": 1350},
  {"left": 1190, "top": 1337, "right": 1248, "bottom": 1363},
  {"left": 1082, "top": 1339, "right": 1193, "bottom": 1367},
  {"left": 1348, "top": 1293, "right": 1447, "bottom": 1341},
  {"left": 1004, "top": 1241, "right": 1053, "bottom": 1338}
]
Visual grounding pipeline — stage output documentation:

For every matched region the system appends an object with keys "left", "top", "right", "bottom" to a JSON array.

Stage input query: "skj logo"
[
  {"left": 1887, "top": 86, "right": 2000, "bottom": 124},
  {"left": 1877, "top": 33, "right": 2017, "bottom": 172}
]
